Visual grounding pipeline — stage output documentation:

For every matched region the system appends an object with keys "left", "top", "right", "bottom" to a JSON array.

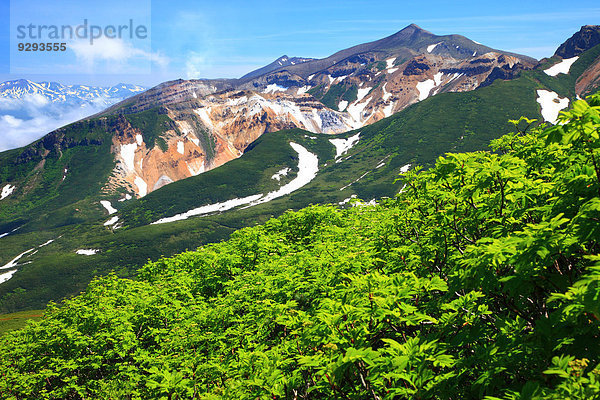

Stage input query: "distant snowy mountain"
[
  {"left": 0, "top": 80, "right": 146, "bottom": 151},
  {"left": 0, "top": 80, "right": 146, "bottom": 106}
]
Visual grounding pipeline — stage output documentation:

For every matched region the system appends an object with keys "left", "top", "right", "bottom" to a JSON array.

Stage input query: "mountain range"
[
  {"left": 0, "top": 81, "right": 146, "bottom": 151},
  {"left": 0, "top": 24, "right": 599, "bottom": 311}
]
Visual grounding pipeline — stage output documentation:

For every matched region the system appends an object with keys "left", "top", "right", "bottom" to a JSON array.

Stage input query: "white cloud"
[
  {"left": 70, "top": 38, "right": 169, "bottom": 70},
  {"left": 1, "top": 115, "right": 23, "bottom": 128},
  {"left": 0, "top": 98, "right": 109, "bottom": 151}
]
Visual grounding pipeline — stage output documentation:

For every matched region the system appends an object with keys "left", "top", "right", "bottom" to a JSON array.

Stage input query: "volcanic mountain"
[
  {"left": 81, "top": 24, "right": 536, "bottom": 198},
  {"left": 2, "top": 24, "right": 600, "bottom": 311}
]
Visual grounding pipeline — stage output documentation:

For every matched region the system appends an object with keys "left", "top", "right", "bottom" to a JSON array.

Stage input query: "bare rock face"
[
  {"left": 555, "top": 25, "right": 600, "bottom": 59},
  {"left": 576, "top": 56, "right": 600, "bottom": 96},
  {"left": 104, "top": 90, "right": 353, "bottom": 197}
]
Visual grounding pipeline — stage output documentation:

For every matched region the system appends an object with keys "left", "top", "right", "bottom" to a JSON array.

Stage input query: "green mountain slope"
[
  {"left": 1, "top": 94, "right": 599, "bottom": 399},
  {"left": 1, "top": 44, "right": 599, "bottom": 313},
  {"left": 0, "top": 46, "right": 600, "bottom": 312}
]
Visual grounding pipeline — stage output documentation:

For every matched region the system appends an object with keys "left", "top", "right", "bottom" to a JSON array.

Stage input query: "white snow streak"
[
  {"left": 271, "top": 167, "right": 291, "bottom": 181},
  {"left": 248, "top": 143, "right": 318, "bottom": 206},
  {"left": 1, "top": 184, "right": 15, "bottom": 200},
  {"left": 135, "top": 134, "right": 143, "bottom": 146},
  {"left": 1, "top": 248, "right": 34, "bottom": 270},
  {"left": 329, "top": 132, "right": 360, "bottom": 159},
  {"left": 104, "top": 216, "right": 119, "bottom": 226},
  {"left": 0, "top": 269, "right": 17, "bottom": 284},
  {"left": 153, "top": 194, "right": 264, "bottom": 224},
  {"left": 76, "top": 249, "right": 99, "bottom": 255},
  {"left": 134, "top": 176, "right": 148, "bottom": 197},
  {"left": 544, "top": 57, "right": 579, "bottom": 77},
  {"left": 120, "top": 143, "right": 137, "bottom": 172},
  {"left": 427, "top": 42, "right": 442, "bottom": 53},
  {"left": 152, "top": 143, "right": 319, "bottom": 224},
  {"left": 194, "top": 108, "right": 213, "bottom": 129},
  {"left": 100, "top": 200, "right": 117, "bottom": 215}
]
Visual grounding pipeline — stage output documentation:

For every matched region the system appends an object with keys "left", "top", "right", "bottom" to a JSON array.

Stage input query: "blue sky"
[{"left": 1, "top": 0, "right": 599, "bottom": 88}]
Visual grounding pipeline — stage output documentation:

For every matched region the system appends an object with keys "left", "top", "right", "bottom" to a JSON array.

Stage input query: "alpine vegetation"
[{"left": 1, "top": 95, "right": 599, "bottom": 399}]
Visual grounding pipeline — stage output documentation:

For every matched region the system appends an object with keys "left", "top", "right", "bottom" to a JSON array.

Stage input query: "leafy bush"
[{"left": 1, "top": 95, "right": 599, "bottom": 399}]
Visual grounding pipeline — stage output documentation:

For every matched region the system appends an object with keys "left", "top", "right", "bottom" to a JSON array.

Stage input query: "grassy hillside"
[
  {"left": 1, "top": 45, "right": 599, "bottom": 313},
  {"left": 1, "top": 95, "right": 599, "bottom": 399}
]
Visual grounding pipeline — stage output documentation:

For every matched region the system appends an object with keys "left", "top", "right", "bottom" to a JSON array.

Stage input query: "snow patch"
[
  {"left": 427, "top": 42, "right": 442, "bottom": 53},
  {"left": 382, "top": 101, "right": 395, "bottom": 118},
  {"left": 104, "top": 216, "right": 119, "bottom": 226},
  {"left": 1, "top": 184, "right": 15, "bottom": 200},
  {"left": 544, "top": 56, "right": 579, "bottom": 77},
  {"left": 338, "top": 100, "right": 348, "bottom": 111},
  {"left": 346, "top": 99, "right": 371, "bottom": 128},
  {"left": 120, "top": 143, "right": 138, "bottom": 172},
  {"left": 0, "top": 227, "right": 20, "bottom": 239},
  {"left": 39, "top": 239, "right": 54, "bottom": 247},
  {"left": 118, "top": 194, "right": 132, "bottom": 202},
  {"left": 387, "top": 68, "right": 398, "bottom": 74},
  {"left": 536, "top": 90, "right": 569, "bottom": 124},
  {"left": 134, "top": 176, "right": 147, "bottom": 197},
  {"left": 1, "top": 248, "right": 34, "bottom": 270},
  {"left": 329, "top": 132, "right": 360, "bottom": 159},
  {"left": 177, "top": 141, "right": 185, "bottom": 154},
  {"left": 339, "top": 194, "right": 357, "bottom": 205},
  {"left": 416, "top": 73, "right": 443, "bottom": 101},
  {"left": 416, "top": 79, "right": 436, "bottom": 101},
  {"left": 135, "top": 134, "right": 143, "bottom": 146},
  {"left": 356, "top": 88, "right": 371, "bottom": 102},
  {"left": 400, "top": 164, "right": 411, "bottom": 173},
  {"left": 297, "top": 86, "right": 311, "bottom": 95},
  {"left": 76, "top": 249, "right": 99, "bottom": 255},
  {"left": 100, "top": 200, "right": 117, "bottom": 215},
  {"left": 0, "top": 269, "right": 17, "bottom": 284},
  {"left": 264, "top": 84, "right": 287, "bottom": 93},
  {"left": 386, "top": 58, "right": 396, "bottom": 69},
  {"left": 382, "top": 83, "right": 392, "bottom": 101},
  {"left": 271, "top": 167, "right": 291, "bottom": 181}
]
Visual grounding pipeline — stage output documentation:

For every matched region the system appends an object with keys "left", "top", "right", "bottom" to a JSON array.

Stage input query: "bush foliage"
[{"left": 1, "top": 95, "right": 600, "bottom": 399}]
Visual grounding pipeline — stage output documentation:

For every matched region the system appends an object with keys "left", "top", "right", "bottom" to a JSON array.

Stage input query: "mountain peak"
[
  {"left": 555, "top": 25, "right": 600, "bottom": 58},
  {"left": 396, "top": 23, "right": 429, "bottom": 35}
]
